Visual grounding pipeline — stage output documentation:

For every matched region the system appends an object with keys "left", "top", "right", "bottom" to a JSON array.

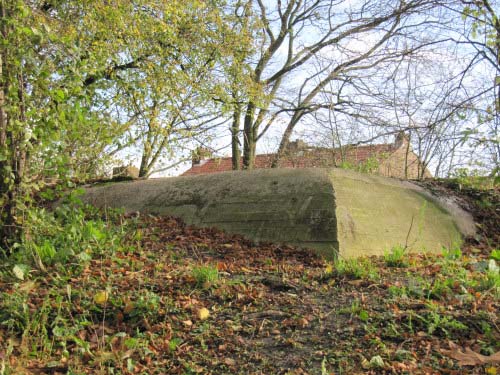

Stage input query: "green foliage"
[
  {"left": 191, "top": 265, "right": 219, "bottom": 288},
  {"left": 477, "top": 260, "right": 500, "bottom": 297},
  {"left": 357, "top": 156, "right": 381, "bottom": 174},
  {"left": 0, "top": 200, "right": 130, "bottom": 369},
  {"left": 0, "top": 285, "right": 91, "bottom": 359},
  {"left": 415, "top": 303, "right": 468, "bottom": 337},
  {"left": 335, "top": 258, "right": 379, "bottom": 280},
  {"left": 125, "top": 290, "right": 162, "bottom": 323},
  {"left": 384, "top": 245, "right": 407, "bottom": 267},
  {"left": 490, "top": 249, "right": 500, "bottom": 261},
  {"left": 349, "top": 299, "right": 370, "bottom": 322},
  {"left": 451, "top": 169, "right": 499, "bottom": 190},
  {"left": 441, "top": 246, "right": 463, "bottom": 261},
  {"left": 338, "top": 160, "right": 356, "bottom": 170},
  {"left": 338, "top": 156, "right": 381, "bottom": 174},
  {"left": 0, "top": 0, "right": 248, "bottom": 247},
  {"left": 14, "top": 197, "right": 123, "bottom": 269}
]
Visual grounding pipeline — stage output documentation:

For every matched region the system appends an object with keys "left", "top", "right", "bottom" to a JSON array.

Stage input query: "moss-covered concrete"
[
  {"left": 82, "top": 168, "right": 474, "bottom": 259},
  {"left": 328, "top": 169, "right": 468, "bottom": 258}
]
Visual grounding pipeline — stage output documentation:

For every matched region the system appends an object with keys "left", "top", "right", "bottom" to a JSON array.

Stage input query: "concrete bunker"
[{"left": 82, "top": 168, "right": 475, "bottom": 259}]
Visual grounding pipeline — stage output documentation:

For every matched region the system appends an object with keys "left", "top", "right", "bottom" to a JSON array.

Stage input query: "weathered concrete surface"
[
  {"left": 82, "top": 168, "right": 475, "bottom": 259},
  {"left": 83, "top": 169, "right": 338, "bottom": 257},
  {"left": 329, "top": 169, "right": 474, "bottom": 258}
]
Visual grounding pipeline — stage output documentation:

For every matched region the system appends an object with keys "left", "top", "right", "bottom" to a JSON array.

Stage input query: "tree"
[
  {"left": 0, "top": 0, "right": 235, "bottom": 247},
  {"left": 433, "top": 0, "right": 500, "bottom": 174},
  {"left": 94, "top": 1, "right": 246, "bottom": 178},
  {"left": 224, "top": 0, "right": 442, "bottom": 169}
]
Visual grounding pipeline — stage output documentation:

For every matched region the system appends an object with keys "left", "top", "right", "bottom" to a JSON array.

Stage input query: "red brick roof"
[{"left": 182, "top": 143, "right": 395, "bottom": 176}]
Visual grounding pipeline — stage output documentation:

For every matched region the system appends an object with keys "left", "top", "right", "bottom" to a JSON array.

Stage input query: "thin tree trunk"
[
  {"left": 0, "top": 0, "right": 13, "bottom": 248},
  {"left": 404, "top": 135, "right": 410, "bottom": 179},
  {"left": 138, "top": 148, "right": 151, "bottom": 178},
  {"left": 231, "top": 104, "right": 241, "bottom": 170},
  {"left": 272, "top": 110, "right": 303, "bottom": 167},
  {"left": 242, "top": 103, "right": 256, "bottom": 169}
]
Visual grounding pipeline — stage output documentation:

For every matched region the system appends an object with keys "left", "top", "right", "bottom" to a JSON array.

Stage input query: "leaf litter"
[{"left": 0, "top": 211, "right": 498, "bottom": 374}]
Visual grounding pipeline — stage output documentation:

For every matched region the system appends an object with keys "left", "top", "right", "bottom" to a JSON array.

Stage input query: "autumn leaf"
[
  {"left": 197, "top": 307, "right": 210, "bottom": 320},
  {"left": 224, "top": 358, "right": 236, "bottom": 366},
  {"left": 93, "top": 291, "right": 109, "bottom": 306},
  {"left": 441, "top": 342, "right": 500, "bottom": 366}
]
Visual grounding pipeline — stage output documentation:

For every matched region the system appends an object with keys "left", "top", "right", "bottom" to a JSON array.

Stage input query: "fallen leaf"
[
  {"left": 12, "top": 265, "right": 26, "bottom": 280},
  {"left": 224, "top": 358, "right": 236, "bottom": 366},
  {"left": 197, "top": 307, "right": 210, "bottom": 320},
  {"left": 347, "top": 279, "right": 364, "bottom": 287},
  {"left": 441, "top": 342, "right": 500, "bottom": 366},
  {"left": 93, "top": 291, "right": 109, "bottom": 306},
  {"left": 297, "top": 317, "right": 309, "bottom": 328},
  {"left": 18, "top": 281, "right": 36, "bottom": 292}
]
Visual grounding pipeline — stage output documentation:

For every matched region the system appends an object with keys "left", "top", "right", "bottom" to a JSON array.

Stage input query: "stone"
[{"left": 82, "top": 168, "right": 475, "bottom": 259}]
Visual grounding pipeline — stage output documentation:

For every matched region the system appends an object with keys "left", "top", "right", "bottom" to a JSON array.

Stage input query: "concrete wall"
[
  {"left": 82, "top": 168, "right": 474, "bottom": 259},
  {"left": 83, "top": 169, "right": 339, "bottom": 258},
  {"left": 329, "top": 169, "right": 468, "bottom": 258}
]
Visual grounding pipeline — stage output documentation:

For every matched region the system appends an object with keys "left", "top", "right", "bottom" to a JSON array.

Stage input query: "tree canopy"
[{"left": 1, "top": 0, "right": 498, "bottom": 247}]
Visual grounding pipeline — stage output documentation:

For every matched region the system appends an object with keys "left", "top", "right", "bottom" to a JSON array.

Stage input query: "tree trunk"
[
  {"left": 138, "top": 151, "right": 150, "bottom": 178},
  {"left": 0, "top": 0, "right": 13, "bottom": 249},
  {"left": 242, "top": 103, "right": 256, "bottom": 169},
  {"left": 231, "top": 104, "right": 241, "bottom": 170},
  {"left": 404, "top": 135, "right": 410, "bottom": 179},
  {"left": 272, "top": 111, "right": 303, "bottom": 167}
]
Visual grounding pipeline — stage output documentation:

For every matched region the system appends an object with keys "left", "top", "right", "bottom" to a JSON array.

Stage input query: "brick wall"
[{"left": 182, "top": 136, "right": 432, "bottom": 179}]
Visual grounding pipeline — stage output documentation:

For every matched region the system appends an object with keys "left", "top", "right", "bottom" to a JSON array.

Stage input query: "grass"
[
  {"left": 384, "top": 245, "right": 408, "bottom": 267},
  {"left": 334, "top": 257, "right": 379, "bottom": 280},
  {"left": 0, "top": 194, "right": 498, "bottom": 374},
  {"left": 191, "top": 264, "right": 219, "bottom": 288}
]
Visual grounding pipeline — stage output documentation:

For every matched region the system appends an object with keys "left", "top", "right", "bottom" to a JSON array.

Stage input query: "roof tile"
[{"left": 182, "top": 143, "right": 395, "bottom": 176}]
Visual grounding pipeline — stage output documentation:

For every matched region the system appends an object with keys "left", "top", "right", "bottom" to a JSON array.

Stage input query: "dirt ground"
[{"left": 1, "top": 180, "right": 498, "bottom": 374}]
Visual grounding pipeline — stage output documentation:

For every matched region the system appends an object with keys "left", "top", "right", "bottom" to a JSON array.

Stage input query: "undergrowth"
[{"left": 0, "top": 187, "right": 498, "bottom": 374}]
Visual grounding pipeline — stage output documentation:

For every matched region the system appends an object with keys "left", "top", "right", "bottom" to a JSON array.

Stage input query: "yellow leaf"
[
  {"left": 197, "top": 307, "right": 210, "bottom": 320},
  {"left": 93, "top": 291, "right": 109, "bottom": 306},
  {"left": 325, "top": 263, "right": 333, "bottom": 275}
]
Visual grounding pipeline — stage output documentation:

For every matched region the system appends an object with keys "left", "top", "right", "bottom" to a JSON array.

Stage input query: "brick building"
[{"left": 182, "top": 133, "right": 432, "bottom": 180}]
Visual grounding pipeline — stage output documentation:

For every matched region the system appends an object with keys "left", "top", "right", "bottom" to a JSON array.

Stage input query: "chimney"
[
  {"left": 394, "top": 132, "right": 409, "bottom": 149},
  {"left": 191, "top": 147, "right": 211, "bottom": 166},
  {"left": 288, "top": 139, "right": 308, "bottom": 153}
]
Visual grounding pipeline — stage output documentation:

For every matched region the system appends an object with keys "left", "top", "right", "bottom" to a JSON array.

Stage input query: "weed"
[
  {"left": 477, "top": 260, "right": 500, "bottom": 296},
  {"left": 442, "top": 246, "right": 462, "bottom": 261},
  {"left": 125, "top": 290, "right": 162, "bottom": 323},
  {"left": 343, "top": 299, "right": 370, "bottom": 322},
  {"left": 169, "top": 337, "right": 183, "bottom": 352},
  {"left": 192, "top": 265, "right": 219, "bottom": 287},
  {"left": 13, "top": 199, "right": 127, "bottom": 271},
  {"left": 321, "top": 357, "right": 329, "bottom": 375},
  {"left": 384, "top": 245, "right": 407, "bottom": 267},
  {"left": 490, "top": 249, "right": 500, "bottom": 261},
  {"left": 335, "top": 258, "right": 379, "bottom": 280},
  {"left": 416, "top": 303, "right": 468, "bottom": 337},
  {"left": 388, "top": 284, "right": 408, "bottom": 299}
]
